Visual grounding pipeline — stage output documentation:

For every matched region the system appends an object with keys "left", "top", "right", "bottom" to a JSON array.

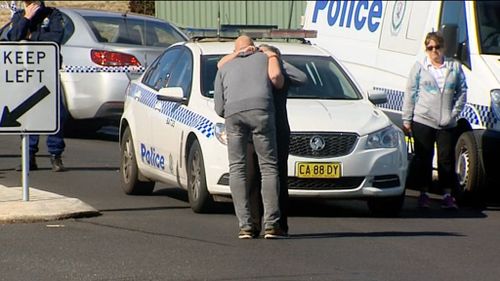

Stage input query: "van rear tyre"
[{"left": 455, "top": 131, "right": 487, "bottom": 207}]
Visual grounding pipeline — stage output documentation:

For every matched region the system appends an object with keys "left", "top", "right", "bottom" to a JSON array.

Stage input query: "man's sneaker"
[
  {"left": 15, "top": 155, "right": 38, "bottom": 171},
  {"left": 238, "top": 229, "right": 254, "bottom": 239},
  {"left": 50, "top": 155, "right": 65, "bottom": 172},
  {"left": 418, "top": 193, "right": 431, "bottom": 208},
  {"left": 264, "top": 227, "right": 288, "bottom": 239},
  {"left": 441, "top": 194, "right": 458, "bottom": 209}
]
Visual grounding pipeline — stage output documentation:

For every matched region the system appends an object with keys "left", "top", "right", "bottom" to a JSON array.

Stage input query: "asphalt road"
[{"left": 1, "top": 130, "right": 500, "bottom": 281}]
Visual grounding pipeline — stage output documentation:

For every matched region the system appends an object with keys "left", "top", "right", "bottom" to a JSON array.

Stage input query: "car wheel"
[
  {"left": 455, "top": 131, "right": 487, "bottom": 206},
  {"left": 187, "top": 140, "right": 215, "bottom": 213},
  {"left": 367, "top": 194, "right": 405, "bottom": 217},
  {"left": 120, "top": 127, "right": 155, "bottom": 195}
]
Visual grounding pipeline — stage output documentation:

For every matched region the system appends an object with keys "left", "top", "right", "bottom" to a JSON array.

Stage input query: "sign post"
[
  {"left": 22, "top": 134, "right": 29, "bottom": 201},
  {"left": 0, "top": 42, "right": 60, "bottom": 201}
]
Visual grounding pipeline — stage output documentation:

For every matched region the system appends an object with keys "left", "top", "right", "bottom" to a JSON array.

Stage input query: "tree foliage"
[{"left": 128, "top": 0, "right": 155, "bottom": 16}]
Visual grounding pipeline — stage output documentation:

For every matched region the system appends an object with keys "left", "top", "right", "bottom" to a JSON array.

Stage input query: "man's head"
[{"left": 234, "top": 35, "right": 254, "bottom": 52}]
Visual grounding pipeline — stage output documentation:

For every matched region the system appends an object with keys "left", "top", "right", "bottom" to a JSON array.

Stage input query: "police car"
[
  {"left": 119, "top": 29, "right": 408, "bottom": 216},
  {"left": 56, "top": 8, "right": 187, "bottom": 131}
]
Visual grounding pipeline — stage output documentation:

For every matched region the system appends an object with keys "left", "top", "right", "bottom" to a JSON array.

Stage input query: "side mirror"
[
  {"left": 368, "top": 89, "right": 387, "bottom": 105},
  {"left": 157, "top": 87, "right": 187, "bottom": 104}
]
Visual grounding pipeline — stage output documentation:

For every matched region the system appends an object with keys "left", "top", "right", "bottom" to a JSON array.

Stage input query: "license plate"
[{"left": 295, "top": 162, "right": 342, "bottom": 178}]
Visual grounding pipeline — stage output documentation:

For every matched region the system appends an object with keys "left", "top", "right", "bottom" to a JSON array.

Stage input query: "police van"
[{"left": 303, "top": 0, "right": 500, "bottom": 199}]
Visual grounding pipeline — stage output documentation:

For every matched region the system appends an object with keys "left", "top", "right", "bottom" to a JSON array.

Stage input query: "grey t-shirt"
[{"left": 214, "top": 52, "right": 274, "bottom": 118}]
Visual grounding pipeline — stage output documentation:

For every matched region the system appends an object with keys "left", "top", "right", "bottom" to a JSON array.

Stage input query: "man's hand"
[
  {"left": 239, "top": 45, "right": 257, "bottom": 55},
  {"left": 24, "top": 2, "right": 41, "bottom": 20},
  {"left": 217, "top": 45, "right": 258, "bottom": 69}
]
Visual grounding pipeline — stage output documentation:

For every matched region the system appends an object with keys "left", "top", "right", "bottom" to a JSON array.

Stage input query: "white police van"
[
  {"left": 303, "top": 1, "right": 500, "bottom": 199},
  {"left": 119, "top": 29, "right": 409, "bottom": 216}
]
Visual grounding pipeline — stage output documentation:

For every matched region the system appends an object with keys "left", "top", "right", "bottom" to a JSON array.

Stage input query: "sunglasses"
[{"left": 426, "top": 45, "right": 441, "bottom": 51}]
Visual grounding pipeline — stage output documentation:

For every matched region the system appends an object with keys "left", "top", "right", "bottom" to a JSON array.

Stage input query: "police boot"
[
  {"left": 16, "top": 155, "right": 38, "bottom": 171},
  {"left": 50, "top": 155, "right": 65, "bottom": 172}
]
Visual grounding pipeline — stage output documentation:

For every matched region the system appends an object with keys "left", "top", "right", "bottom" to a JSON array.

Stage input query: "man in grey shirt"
[{"left": 214, "top": 35, "right": 285, "bottom": 239}]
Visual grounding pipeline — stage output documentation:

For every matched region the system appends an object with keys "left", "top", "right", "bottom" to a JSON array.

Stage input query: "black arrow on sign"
[{"left": 0, "top": 85, "right": 51, "bottom": 127}]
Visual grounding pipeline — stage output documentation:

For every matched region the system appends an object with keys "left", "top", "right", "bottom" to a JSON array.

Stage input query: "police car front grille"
[
  {"left": 289, "top": 133, "right": 358, "bottom": 158},
  {"left": 287, "top": 177, "right": 364, "bottom": 190}
]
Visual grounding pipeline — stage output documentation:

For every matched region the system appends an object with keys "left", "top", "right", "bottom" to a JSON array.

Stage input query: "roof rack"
[{"left": 183, "top": 26, "right": 317, "bottom": 43}]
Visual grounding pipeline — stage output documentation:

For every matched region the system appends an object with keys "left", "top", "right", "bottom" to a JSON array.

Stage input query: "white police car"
[{"left": 119, "top": 29, "right": 408, "bottom": 216}]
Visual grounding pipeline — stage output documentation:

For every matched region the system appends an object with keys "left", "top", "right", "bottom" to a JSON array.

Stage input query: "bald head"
[{"left": 234, "top": 35, "right": 254, "bottom": 52}]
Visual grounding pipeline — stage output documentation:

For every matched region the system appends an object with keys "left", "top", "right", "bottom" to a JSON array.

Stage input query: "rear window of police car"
[{"left": 84, "top": 16, "right": 186, "bottom": 47}]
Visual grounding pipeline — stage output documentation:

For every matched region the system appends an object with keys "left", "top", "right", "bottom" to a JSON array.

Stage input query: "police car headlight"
[
  {"left": 491, "top": 90, "right": 500, "bottom": 120},
  {"left": 365, "top": 125, "right": 400, "bottom": 149},
  {"left": 215, "top": 123, "right": 227, "bottom": 145}
]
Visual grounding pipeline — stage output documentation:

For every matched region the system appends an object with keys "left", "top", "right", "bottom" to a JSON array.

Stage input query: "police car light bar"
[
  {"left": 186, "top": 27, "right": 317, "bottom": 41},
  {"left": 182, "top": 28, "right": 230, "bottom": 38},
  {"left": 247, "top": 29, "right": 318, "bottom": 40}
]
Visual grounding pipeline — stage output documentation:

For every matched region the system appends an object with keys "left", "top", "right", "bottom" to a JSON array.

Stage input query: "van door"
[{"left": 377, "top": 1, "right": 432, "bottom": 91}]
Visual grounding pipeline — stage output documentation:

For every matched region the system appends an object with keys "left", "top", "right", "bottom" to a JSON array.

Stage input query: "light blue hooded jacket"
[{"left": 402, "top": 57, "right": 467, "bottom": 129}]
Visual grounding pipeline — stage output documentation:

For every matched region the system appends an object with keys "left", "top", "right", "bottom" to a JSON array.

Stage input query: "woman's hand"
[{"left": 402, "top": 123, "right": 412, "bottom": 135}]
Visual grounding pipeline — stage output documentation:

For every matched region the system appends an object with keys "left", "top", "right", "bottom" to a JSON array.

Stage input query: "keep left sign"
[{"left": 0, "top": 42, "right": 59, "bottom": 134}]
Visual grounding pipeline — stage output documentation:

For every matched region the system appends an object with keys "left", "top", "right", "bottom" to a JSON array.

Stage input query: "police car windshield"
[{"left": 202, "top": 54, "right": 362, "bottom": 100}]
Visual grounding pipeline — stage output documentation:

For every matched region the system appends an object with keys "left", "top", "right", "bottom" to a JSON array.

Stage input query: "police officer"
[{"left": 8, "top": 0, "right": 67, "bottom": 172}]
